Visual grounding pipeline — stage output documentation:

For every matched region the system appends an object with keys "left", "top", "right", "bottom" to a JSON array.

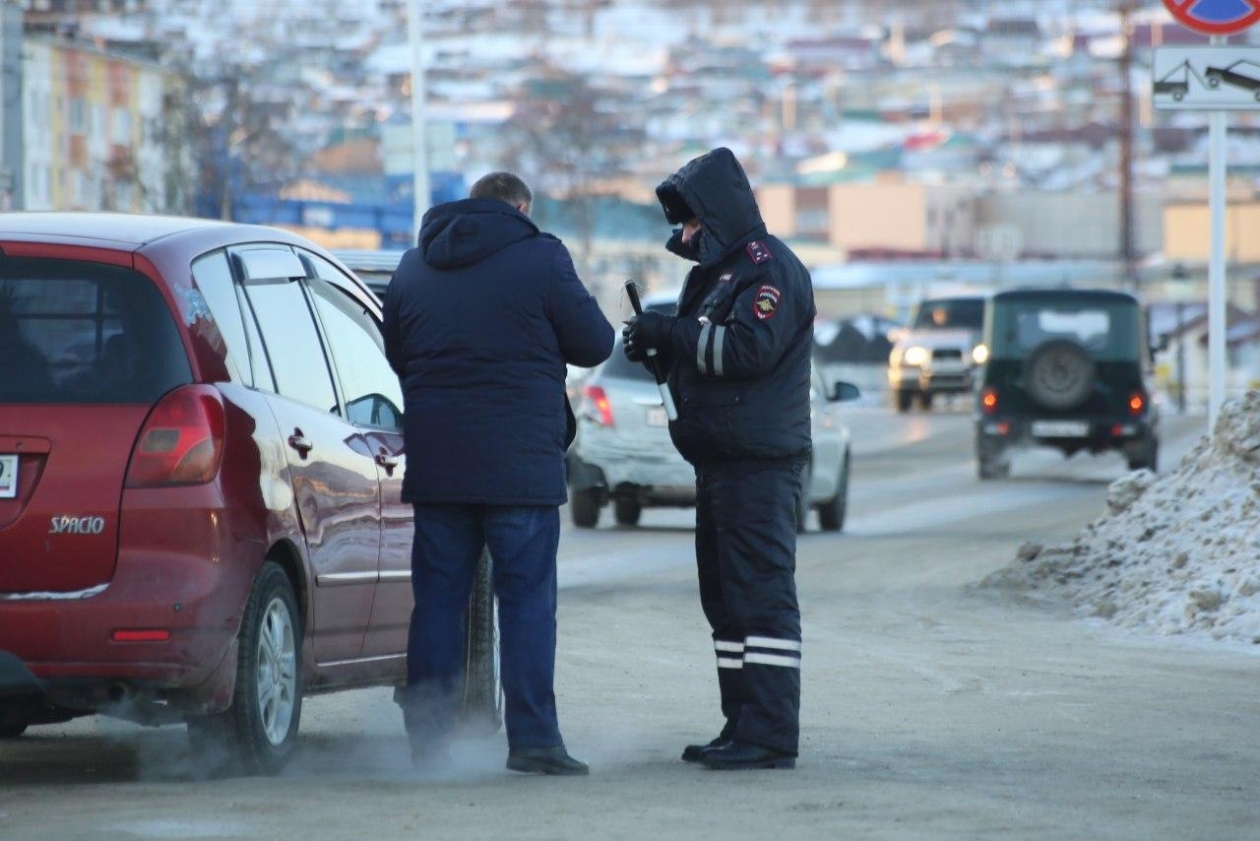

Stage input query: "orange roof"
[{"left": 306, "top": 137, "right": 383, "bottom": 176}]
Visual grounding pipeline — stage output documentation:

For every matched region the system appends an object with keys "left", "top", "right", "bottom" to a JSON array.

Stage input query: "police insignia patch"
[
  {"left": 753, "top": 284, "right": 781, "bottom": 320},
  {"left": 745, "top": 240, "right": 772, "bottom": 265}
]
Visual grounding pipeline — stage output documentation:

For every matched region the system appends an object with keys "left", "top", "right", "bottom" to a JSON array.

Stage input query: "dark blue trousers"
[
  {"left": 695, "top": 460, "right": 804, "bottom": 755},
  {"left": 403, "top": 503, "right": 562, "bottom": 749}
]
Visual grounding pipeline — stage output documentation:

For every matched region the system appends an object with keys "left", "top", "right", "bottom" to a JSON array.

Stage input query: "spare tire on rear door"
[{"left": 1024, "top": 339, "right": 1094, "bottom": 411}]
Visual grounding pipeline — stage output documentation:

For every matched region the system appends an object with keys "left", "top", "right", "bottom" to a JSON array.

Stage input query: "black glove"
[
  {"left": 622, "top": 311, "right": 676, "bottom": 363},
  {"left": 622, "top": 322, "right": 648, "bottom": 363}
]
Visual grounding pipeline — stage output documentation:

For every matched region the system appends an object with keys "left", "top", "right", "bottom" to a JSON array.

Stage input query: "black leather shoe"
[
  {"left": 699, "top": 740, "right": 796, "bottom": 770},
  {"left": 507, "top": 745, "right": 590, "bottom": 776},
  {"left": 681, "top": 737, "right": 730, "bottom": 763}
]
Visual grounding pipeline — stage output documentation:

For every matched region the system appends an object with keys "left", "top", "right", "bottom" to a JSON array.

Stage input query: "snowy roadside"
[{"left": 980, "top": 391, "right": 1260, "bottom": 651}]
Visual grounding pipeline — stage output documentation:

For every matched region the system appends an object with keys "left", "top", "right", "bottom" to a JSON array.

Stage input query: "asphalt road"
[{"left": 2, "top": 404, "right": 1257, "bottom": 841}]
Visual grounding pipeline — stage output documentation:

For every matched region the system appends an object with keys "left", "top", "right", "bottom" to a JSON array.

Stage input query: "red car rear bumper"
[{"left": 0, "top": 491, "right": 262, "bottom": 714}]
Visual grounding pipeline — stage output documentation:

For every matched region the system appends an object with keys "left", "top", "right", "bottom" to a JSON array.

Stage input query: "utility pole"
[
  {"left": 1118, "top": 0, "right": 1137, "bottom": 290},
  {"left": 408, "top": 0, "right": 430, "bottom": 237}
]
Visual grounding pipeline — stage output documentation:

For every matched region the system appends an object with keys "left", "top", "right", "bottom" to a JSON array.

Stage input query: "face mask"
[
  {"left": 685, "top": 227, "right": 708, "bottom": 255},
  {"left": 667, "top": 228, "right": 703, "bottom": 262}
]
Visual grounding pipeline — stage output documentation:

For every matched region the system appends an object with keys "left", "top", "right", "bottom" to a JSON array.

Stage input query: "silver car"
[
  {"left": 330, "top": 249, "right": 407, "bottom": 298},
  {"left": 567, "top": 338, "right": 859, "bottom": 531}
]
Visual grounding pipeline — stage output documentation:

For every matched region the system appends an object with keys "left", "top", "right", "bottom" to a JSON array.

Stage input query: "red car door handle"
[{"left": 287, "top": 430, "right": 313, "bottom": 458}]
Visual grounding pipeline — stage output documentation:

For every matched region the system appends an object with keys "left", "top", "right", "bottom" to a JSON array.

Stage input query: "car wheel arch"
[
  {"left": 263, "top": 540, "right": 309, "bottom": 636},
  {"left": 211, "top": 539, "right": 308, "bottom": 707}
]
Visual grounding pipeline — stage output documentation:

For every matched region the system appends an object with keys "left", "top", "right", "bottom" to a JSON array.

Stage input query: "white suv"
[{"left": 887, "top": 295, "right": 986, "bottom": 412}]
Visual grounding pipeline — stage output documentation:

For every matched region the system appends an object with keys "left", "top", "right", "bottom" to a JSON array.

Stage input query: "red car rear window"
[{"left": 0, "top": 257, "right": 191, "bottom": 404}]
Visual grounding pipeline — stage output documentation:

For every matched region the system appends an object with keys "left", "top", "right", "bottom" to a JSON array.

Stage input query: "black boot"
[
  {"left": 507, "top": 745, "right": 590, "bottom": 776},
  {"left": 699, "top": 740, "right": 795, "bottom": 771},
  {"left": 682, "top": 720, "right": 738, "bottom": 763},
  {"left": 681, "top": 736, "right": 730, "bottom": 763}
]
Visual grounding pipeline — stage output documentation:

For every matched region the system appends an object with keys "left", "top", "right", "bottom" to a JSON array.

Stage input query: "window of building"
[
  {"left": 68, "top": 98, "right": 86, "bottom": 135},
  {"left": 112, "top": 108, "right": 131, "bottom": 144}
]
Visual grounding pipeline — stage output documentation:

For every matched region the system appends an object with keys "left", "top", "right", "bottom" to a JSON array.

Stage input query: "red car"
[{"left": 0, "top": 213, "right": 497, "bottom": 773}]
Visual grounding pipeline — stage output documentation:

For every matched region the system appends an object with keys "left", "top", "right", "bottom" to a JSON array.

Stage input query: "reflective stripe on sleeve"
[
  {"left": 714, "top": 640, "right": 745, "bottom": 653},
  {"left": 712, "top": 325, "right": 726, "bottom": 377},
  {"left": 743, "top": 653, "right": 800, "bottom": 668},
  {"left": 697, "top": 322, "right": 711, "bottom": 375},
  {"left": 745, "top": 636, "right": 802, "bottom": 652},
  {"left": 716, "top": 657, "right": 744, "bottom": 669}
]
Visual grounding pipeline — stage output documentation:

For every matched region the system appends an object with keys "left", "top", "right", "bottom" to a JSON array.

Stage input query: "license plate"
[
  {"left": 1031, "top": 420, "right": 1089, "bottom": 438},
  {"left": 0, "top": 454, "right": 16, "bottom": 498},
  {"left": 645, "top": 407, "right": 668, "bottom": 427}
]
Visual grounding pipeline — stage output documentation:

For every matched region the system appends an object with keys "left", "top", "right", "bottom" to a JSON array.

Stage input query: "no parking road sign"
[
  {"left": 1163, "top": 0, "right": 1260, "bottom": 35},
  {"left": 1162, "top": 3, "right": 1260, "bottom": 430}
]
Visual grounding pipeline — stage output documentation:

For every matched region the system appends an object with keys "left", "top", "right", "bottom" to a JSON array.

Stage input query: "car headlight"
[
  {"left": 902, "top": 346, "right": 929, "bottom": 367},
  {"left": 972, "top": 344, "right": 989, "bottom": 365}
]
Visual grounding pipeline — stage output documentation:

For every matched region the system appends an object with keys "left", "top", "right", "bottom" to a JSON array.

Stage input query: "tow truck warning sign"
[{"left": 1153, "top": 46, "right": 1260, "bottom": 109}]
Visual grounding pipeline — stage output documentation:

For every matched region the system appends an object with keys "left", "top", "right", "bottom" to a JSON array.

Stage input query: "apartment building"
[{"left": 21, "top": 35, "right": 185, "bottom": 212}]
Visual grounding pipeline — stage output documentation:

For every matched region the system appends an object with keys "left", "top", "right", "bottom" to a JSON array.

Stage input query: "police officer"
[{"left": 623, "top": 147, "right": 815, "bottom": 771}]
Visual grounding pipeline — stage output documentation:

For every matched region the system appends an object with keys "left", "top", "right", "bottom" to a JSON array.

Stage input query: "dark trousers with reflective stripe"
[
  {"left": 402, "top": 503, "right": 562, "bottom": 750},
  {"left": 695, "top": 459, "right": 804, "bottom": 755}
]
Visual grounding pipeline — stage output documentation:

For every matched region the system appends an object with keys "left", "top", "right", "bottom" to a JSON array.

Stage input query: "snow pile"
[{"left": 983, "top": 391, "right": 1260, "bottom": 647}]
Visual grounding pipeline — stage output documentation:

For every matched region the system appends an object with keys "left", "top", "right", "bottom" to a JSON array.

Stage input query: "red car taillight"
[
  {"left": 581, "top": 384, "right": 615, "bottom": 427},
  {"left": 981, "top": 388, "right": 998, "bottom": 414},
  {"left": 125, "top": 385, "right": 226, "bottom": 488},
  {"left": 1128, "top": 392, "right": 1146, "bottom": 416}
]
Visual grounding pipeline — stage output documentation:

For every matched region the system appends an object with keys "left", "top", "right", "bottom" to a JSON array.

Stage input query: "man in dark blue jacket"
[
  {"left": 383, "top": 172, "right": 613, "bottom": 775},
  {"left": 623, "top": 148, "right": 816, "bottom": 771}
]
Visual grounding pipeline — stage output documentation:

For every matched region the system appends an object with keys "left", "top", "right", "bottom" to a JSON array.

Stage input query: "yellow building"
[
  {"left": 1162, "top": 201, "right": 1260, "bottom": 313},
  {"left": 1164, "top": 201, "right": 1260, "bottom": 266},
  {"left": 758, "top": 177, "right": 975, "bottom": 258}
]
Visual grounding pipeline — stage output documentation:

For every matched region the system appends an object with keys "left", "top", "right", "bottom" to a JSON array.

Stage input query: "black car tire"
[
  {"left": 613, "top": 497, "right": 642, "bottom": 527},
  {"left": 895, "top": 389, "right": 913, "bottom": 413},
  {"left": 570, "top": 486, "right": 601, "bottom": 528},
  {"left": 818, "top": 451, "right": 850, "bottom": 532},
  {"left": 795, "top": 482, "right": 809, "bottom": 534},
  {"left": 0, "top": 705, "right": 28, "bottom": 738},
  {"left": 1127, "top": 438, "right": 1159, "bottom": 473},
  {"left": 978, "top": 449, "right": 1011, "bottom": 480},
  {"left": 461, "top": 547, "right": 502, "bottom": 735},
  {"left": 1025, "top": 339, "right": 1095, "bottom": 411},
  {"left": 187, "top": 561, "right": 302, "bottom": 776}
]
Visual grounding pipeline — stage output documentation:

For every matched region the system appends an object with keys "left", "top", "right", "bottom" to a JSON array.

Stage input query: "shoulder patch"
[
  {"left": 745, "top": 240, "right": 773, "bottom": 265},
  {"left": 753, "top": 284, "right": 782, "bottom": 320}
]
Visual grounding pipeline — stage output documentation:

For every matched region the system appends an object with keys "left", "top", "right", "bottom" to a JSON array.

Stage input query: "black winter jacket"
[
  {"left": 382, "top": 198, "right": 613, "bottom": 505},
  {"left": 654, "top": 148, "right": 817, "bottom": 465}
]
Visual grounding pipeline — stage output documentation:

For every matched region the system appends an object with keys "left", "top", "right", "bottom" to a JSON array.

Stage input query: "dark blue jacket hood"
[
  {"left": 655, "top": 147, "right": 768, "bottom": 268},
  {"left": 418, "top": 197, "right": 539, "bottom": 269}
]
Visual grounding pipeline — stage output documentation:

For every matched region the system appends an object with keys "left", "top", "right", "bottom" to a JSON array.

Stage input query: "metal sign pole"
[{"left": 1208, "top": 34, "right": 1227, "bottom": 431}]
